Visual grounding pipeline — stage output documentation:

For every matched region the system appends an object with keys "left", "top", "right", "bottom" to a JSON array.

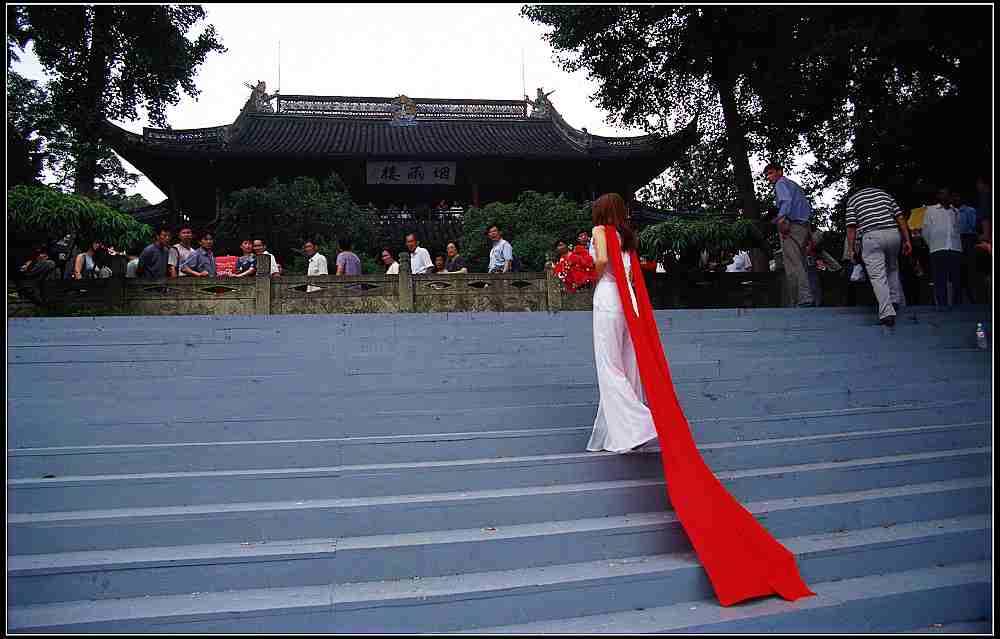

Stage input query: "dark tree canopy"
[
  {"left": 522, "top": 5, "right": 991, "bottom": 231},
  {"left": 8, "top": 5, "right": 226, "bottom": 196},
  {"left": 6, "top": 70, "right": 51, "bottom": 186},
  {"left": 521, "top": 6, "right": 842, "bottom": 222},
  {"left": 800, "top": 7, "right": 991, "bottom": 211}
]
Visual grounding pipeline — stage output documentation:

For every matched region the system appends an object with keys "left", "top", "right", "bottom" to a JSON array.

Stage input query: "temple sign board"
[{"left": 367, "top": 161, "right": 456, "bottom": 185}]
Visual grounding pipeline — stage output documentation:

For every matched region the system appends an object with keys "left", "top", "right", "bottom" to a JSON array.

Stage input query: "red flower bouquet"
[{"left": 554, "top": 246, "right": 598, "bottom": 292}]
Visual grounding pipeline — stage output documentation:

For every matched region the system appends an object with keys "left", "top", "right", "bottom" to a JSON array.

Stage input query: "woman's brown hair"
[{"left": 591, "top": 193, "right": 637, "bottom": 252}]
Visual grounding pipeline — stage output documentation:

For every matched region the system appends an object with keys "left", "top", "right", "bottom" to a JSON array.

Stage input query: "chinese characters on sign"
[{"left": 367, "top": 162, "right": 456, "bottom": 185}]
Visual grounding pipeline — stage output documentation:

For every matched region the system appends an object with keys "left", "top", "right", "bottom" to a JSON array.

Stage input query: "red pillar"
[{"left": 472, "top": 183, "right": 480, "bottom": 209}]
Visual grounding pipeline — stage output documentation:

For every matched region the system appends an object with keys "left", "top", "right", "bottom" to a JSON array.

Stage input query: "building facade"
[{"left": 102, "top": 84, "right": 698, "bottom": 231}]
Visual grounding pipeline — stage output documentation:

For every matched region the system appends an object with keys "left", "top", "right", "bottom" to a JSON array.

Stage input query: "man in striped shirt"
[{"left": 845, "top": 187, "right": 913, "bottom": 326}]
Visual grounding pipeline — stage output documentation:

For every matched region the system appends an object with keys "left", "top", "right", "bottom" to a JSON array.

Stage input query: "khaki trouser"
[
  {"left": 861, "top": 227, "right": 906, "bottom": 320},
  {"left": 781, "top": 223, "right": 814, "bottom": 306}
]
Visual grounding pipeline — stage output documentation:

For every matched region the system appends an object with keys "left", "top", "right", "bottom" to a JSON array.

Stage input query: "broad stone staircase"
[{"left": 6, "top": 306, "right": 993, "bottom": 633}]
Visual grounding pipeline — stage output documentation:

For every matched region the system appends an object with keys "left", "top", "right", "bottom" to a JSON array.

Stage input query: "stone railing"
[
  {"left": 8, "top": 254, "right": 555, "bottom": 317},
  {"left": 10, "top": 254, "right": 934, "bottom": 318}
]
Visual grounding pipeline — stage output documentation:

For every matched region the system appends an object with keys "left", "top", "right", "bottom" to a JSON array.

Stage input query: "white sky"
[{"left": 11, "top": 3, "right": 819, "bottom": 207}]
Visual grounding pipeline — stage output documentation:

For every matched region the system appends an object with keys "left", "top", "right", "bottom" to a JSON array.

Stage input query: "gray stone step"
[
  {"left": 4, "top": 325, "right": 980, "bottom": 365},
  {"left": 7, "top": 416, "right": 987, "bottom": 478},
  {"left": 7, "top": 478, "right": 989, "bottom": 605},
  {"left": 6, "top": 306, "right": 991, "bottom": 632},
  {"left": 8, "top": 375, "right": 989, "bottom": 436},
  {"left": 7, "top": 304, "right": 988, "bottom": 343},
  {"left": 7, "top": 345, "right": 990, "bottom": 397},
  {"left": 8, "top": 423, "right": 990, "bottom": 511},
  {"left": 8, "top": 447, "right": 989, "bottom": 554},
  {"left": 8, "top": 396, "right": 989, "bottom": 449},
  {"left": 6, "top": 315, "right": 966, "bottom": 351},
  {"left": 6, "top": 348, "right": 986, "bottom": 403},
  {"left": 6, "top": 518, "right": 989, "bottom": 633},
  {"left": 461, "top": 560, "right": 991, "bottom": 635},
  {"left": 5, "top": 305, "right": 985, "bottom": 346}
]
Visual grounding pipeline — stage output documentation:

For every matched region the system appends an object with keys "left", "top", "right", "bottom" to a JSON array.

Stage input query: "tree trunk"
[
  {"left": 714, "top": 63, "right": 758, "bottom": 219},
  {"left": 713, "top": 58, "right": 769, "bottom": 271},
  {"left": 73, "top": 6, "right": 113, "bottom": 197}
]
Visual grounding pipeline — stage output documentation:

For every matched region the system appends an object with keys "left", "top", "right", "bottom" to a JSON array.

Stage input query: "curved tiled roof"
[
  {"left": 226, "top": 113, "right": 587, "bottom": 159},
  {"left": 102, "top": 94, "right": 697, "bottom": 162}
]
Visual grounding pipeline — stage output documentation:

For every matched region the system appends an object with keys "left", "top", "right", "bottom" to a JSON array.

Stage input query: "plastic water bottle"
[{"left": 975, "top": 322, "right": 987, "bottom": 350}]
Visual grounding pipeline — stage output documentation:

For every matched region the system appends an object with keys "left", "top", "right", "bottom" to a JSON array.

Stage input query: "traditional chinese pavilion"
[{"left": 102, "top": 84, "right": 698, "bottom": 230}]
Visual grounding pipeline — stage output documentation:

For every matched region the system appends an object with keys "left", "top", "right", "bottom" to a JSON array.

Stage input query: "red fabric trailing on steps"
[{"left": 604, "top": 225, "right": 816, "bottom": 607}]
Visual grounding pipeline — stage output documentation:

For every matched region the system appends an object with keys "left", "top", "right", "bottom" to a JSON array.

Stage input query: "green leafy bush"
[
  {"left": 7, "top": 184, "right": 152, "bottom": 255},
  {"left": 638, "top": 216, "right": 759, "bottom": 256},
  {"left": 218, "top": 174, "right": 373, "bottom": 267},
  {"left": 458, "top": 191, "right": 591, "bottom": 272}
]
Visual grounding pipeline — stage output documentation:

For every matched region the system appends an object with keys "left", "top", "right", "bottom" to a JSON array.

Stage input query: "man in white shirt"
[
  {"left": 252, "top": 238, "right": 281, "bottom": 277},
  {"left": 167, "top": 226, "right": 196, "bottom": 278},
  {"left": 922, "top": 187, "right": 963, "bottom": 307},
  {"left": 303, "top": 240, "right": 329, "bottom": 275},
  {"left": 487, "top": 224, "right": 514, "bottom": 273},
  {"left": 405, "top": 233, "right": 434, "bottom": 274}
]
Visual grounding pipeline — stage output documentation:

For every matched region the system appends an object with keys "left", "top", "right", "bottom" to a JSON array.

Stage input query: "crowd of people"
[
  {"left": 15, "top": 176, "right": 991, "bottom": 319},
  {"left": 766, "top": 163, "right": 992, "bottom": 325},
  {"left": 15, "top": 222, "right": 536, "bottom": 288}
]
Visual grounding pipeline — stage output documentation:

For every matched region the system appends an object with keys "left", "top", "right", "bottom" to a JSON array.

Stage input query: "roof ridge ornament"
[
  {"left": 391, "top": 95, "right": 419, "bottom": 127},
  {"left": 242, "top": 80, "right": 278, "bottom": 113},
  {"left": 526, "top": 87, "right": 556, "bottom": 119}
]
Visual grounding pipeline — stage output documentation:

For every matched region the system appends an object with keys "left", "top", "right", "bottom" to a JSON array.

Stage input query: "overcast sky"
[{"left": 13, "top": 3, "right": 668, "bottom": 204}]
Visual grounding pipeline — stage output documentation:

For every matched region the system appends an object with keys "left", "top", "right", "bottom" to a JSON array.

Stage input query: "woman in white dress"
[
  {"left": 580, "top": 193, "right": 816, "bottom": 606},
  {"left": 586, "top": 194, "right": 659, "bottom": 453}
]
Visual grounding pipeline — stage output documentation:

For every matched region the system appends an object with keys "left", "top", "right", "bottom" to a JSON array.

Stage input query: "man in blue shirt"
[
  {"left": 765, "top": 162, "right": 815, "bottom": 306},
  {"left": 178, "top": 232, "right": 217, "bottom": 277}
]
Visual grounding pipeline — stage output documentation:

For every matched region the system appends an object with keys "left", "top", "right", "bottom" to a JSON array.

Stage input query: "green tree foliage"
[
  {"left": 638, "top": 216, "right": 759, "bottom": 272},
  {"left": 521, "top": 6, "right": 837, "bottom": 222},
  {"left": 7, "top": 184, "right": 153, "bottom": 257},
  {"left": 99, "top": 192, "right": 150, "bottom": 213},
  {"left": 217, "top": 174, "right": 374, "bottom": 271},
  {"left": 458, "top": 191, "right": 592, "bottom": 272},
  {"left": 6, "top": 70, "right": 53, "bottom": 186},
  {"left": 800, "top": 7, "right": 991, "bottom": 213},
  {"left": 637, "top": 139, "right": 744, "bottom": 214},
  {"left": 6, "top": 68, "right": 144, "bottom": 198},
  {"left": 8, "top": 5, "right": 225, "bottom": 196}
]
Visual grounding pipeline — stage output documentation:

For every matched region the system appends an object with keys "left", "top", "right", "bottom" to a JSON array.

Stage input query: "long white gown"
[{"left": 586, "top": 233, "right": 659, "bottom": 453}]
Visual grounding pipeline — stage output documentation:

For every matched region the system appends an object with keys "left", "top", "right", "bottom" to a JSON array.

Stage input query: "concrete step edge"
[
  {"left": 458, "top": 560, "right": 991, "bottom": 634},
  {"left": 11, "top": 397, "right": 988, "bottom": 436},
  {"left": 8, "top": 447, "right": 990, "bottom": 522},
  {"left": 8, "top": 478, "right": 990, "bottom": 576},
  {"left": 6, "top": 518, "right": 990, "bottom": 631},
  {"left": 8, "top": 422, "right": 991, "bottom": 485}
]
